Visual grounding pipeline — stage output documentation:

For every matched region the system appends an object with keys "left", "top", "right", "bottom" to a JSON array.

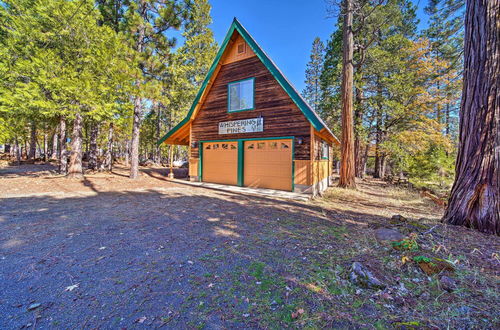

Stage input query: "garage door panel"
[
  {"left": 244, "top": 139, "right": 292, "bottom": 191},
  {"left": 203, "top": 141, "right": 238, "bottom": 185}
]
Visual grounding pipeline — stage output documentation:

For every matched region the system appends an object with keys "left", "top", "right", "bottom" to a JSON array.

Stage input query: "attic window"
[{"left": 237, "top": 43, "right": 245, "bottom": 54}]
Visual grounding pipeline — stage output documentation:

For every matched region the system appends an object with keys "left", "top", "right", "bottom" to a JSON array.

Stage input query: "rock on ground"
[
  {"left": 374, "top": 228, "right": 405, "bottom": 242},
  {"left": 349, "top": 262, "right": 386, "bottom": 290}
]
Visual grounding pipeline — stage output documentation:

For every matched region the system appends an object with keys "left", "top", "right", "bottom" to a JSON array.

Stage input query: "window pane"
[
  {"left": 228, "top": 79, "right": 254, "bottom": 111},
  {"left": 229, "top": 84, "right": 240, "bottom": 110},
  {"left": 239, "top": 79, "right": 254, "bottom": 109}
]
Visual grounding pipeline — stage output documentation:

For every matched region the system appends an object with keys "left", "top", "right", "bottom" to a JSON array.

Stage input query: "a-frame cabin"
[{"left": 158, "top": 18, "right": 339, "bottom": 195}]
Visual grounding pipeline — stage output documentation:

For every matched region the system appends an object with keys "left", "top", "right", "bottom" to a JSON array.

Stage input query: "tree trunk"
[
  {"left": 59, "top": 117, "right": 67, "bottom": 174},
  {"left": 51, "top": 128, "right": 58, "bottom": 160},
  {"left": 14, "top": 136, "right": 21, "bottom": 165},
  {"left": 29, "top": 121, "right": 36, "bottom": 160},
  {"left": 67, "top": 113, "right": 83, "bottom": 178},
  {"left": 103, "top": 123, "right": 114, "bottom": 171},
  {"left": 88, "top": 121, "right": 99, "bottom": 171},
  {"left": 445, "top": 102, "right": 451, "bottom": 136},
  {"left": 155, "top": 103, "right": 162, "bottom": 164},
  {"left": 43, "top": 130, "right": 48, "bottom": 162},
  {"left": 442, "top": 0, "right": 499, "bottom": 235},
  {"left": 130, "top": 96, "right": 142, "bottom": 179},
  {"left": 354, "top": 87, "right": 365, "bottom": 178},
  {"left": 338, "top": 0, "right": 356, "bottom": 188},
  {"left": 130, "top": 1, "right": 146, "bottom": 179}
]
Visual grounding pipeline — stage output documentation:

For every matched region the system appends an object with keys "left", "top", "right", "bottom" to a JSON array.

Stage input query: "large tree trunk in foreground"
[
  {"left": 88, "top": 121, "right": 99, "bottom": 171},
  {"left": 442, "top": 0, "right": 499, "bottom": 235},
  {"left": 67, "top": 113, "right": 83, "bottom": 178},
  {"left": 338, "top": 0, "right": 356, "bottom": 188},
  {"left": 59, "top": 117, "right": 67, "bottom": 174},
  {"left": 103, "top": 123, "right": 114, "bottom": 172}
]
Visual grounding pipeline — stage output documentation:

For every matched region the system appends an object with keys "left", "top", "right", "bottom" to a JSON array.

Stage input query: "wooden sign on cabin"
[{"left": 218, "top": 118, "right": 263, "bottom": 134}]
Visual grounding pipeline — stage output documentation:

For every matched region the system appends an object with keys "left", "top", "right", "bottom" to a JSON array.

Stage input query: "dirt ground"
[{"left": 1, "top": 162, "right": 498, "bottom": 329}]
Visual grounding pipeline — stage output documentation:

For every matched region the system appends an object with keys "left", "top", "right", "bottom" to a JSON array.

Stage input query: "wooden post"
[{"left": 168, "top": 144, "right": 174, "bottom": 179}]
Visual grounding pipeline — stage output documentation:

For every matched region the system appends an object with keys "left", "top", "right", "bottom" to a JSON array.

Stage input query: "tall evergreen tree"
[
  {"left": 125, "top": 0, "right": 186, "bottom": 179},
  {"left": 338, "top": 0, "right": 356, "bottom": 188},
  {"left": 303, "top": 37, "right": 325, "bottom": 113},
  {"left": 423, "top": 0, "right": 464, "bottom": 135}
]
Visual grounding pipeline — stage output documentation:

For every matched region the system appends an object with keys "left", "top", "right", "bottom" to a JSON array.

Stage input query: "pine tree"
[
  {"left": 125, "top": 0, "right": 186, "bottom": 179},
  {"left": 157, "top": 0, "right": 217, "bottom": 161},
  {"left": 0, "top": 0, "right": 135, "bottom": 176},
  {"left": 424, "top": 0, "right": 464, "bottom": 135},
  {"left": 338, "top": 0, "right": 356, "bottom": 188},
  {"left": 303, "top": 37, "right": 325, "bottom": 113}
]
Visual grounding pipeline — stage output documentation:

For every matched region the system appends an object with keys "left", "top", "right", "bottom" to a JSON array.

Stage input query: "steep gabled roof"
[{"left": 158, "top": 18, "right": 338, "bottom": 146}]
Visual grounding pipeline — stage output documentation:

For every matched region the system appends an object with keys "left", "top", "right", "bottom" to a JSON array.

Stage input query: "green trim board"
[
  {"left": 227, "top": 77, "right": 255, "bottom": 113},
  {"left": 199, "top": 136, "right": 295, "bottom": 190},
  {"left": 237, "top": 140, "right": 244, "bottom": 186},
  {"left": 157, "top": 18, "right": 338, "bottom": 146}
]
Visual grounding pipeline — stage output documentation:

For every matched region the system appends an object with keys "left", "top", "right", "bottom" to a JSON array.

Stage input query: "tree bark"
[
  {"left": 59, "top": 117, "right": 67, "bottom": 174},
  {"left": 43, "top": 129, "right": 48, "bottom": 162},
  {"left": 442, "top": 0, "right": 499, "bottom": 235},
  {"left": 338, "top": 0, "right": 356, "bottom": 188},
  {"left": 130, "top": 0, "right": 146, "bottom": 179},
  {"left": 103, "top": 123, "right": 114, "bottom": 171},
  {"left": 67, "top": 113, "right": 83, "bottom": 178},
  {"left": 88, "top": 121, "right": 99, "bottom": 171},
  {"left": 445, "top": 102, "right": 451, "bottom": 136},
  {"left": 14, "top": 136, "right": 21, "bottom": 165},
  {"left": 155, "top": 103, "right": 162, "bottom": 164},
  {"left": 29, "top": 121, "right": 36, "bottom": 160},
  {"left": 354, "top": 87, "right": 365, "bottom": 178},
  {"left": 51, "top": 128, "right": 58, "bottom": 160},
  {"left": 130, "top": 96, "right": 142, "bottom": 178}
]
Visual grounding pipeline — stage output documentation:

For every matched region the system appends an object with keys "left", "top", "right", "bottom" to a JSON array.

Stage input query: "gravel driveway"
[
  {"left": 1, "top": 164, "right": 498, "bottom": 329},
  {"left": 0, "top": 181, "right": 332, "bottom": 328}
]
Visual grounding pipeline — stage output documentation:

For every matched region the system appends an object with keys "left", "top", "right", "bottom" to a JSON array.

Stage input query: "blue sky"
[{"left": 208, "top": 0, "right": 429, "bottom": 92}]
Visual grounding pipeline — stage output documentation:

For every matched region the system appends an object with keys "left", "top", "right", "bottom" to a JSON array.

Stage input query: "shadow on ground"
[{"left": 0, "top": 184, "right": 387, "bottom": 328}]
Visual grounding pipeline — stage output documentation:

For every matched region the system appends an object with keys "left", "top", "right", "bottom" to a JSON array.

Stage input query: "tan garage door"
[
  {"left": 202, "top": 141, "right": 238, "bottom": 185},
  {"left": 244, "top": 139, "right": 292, "bottom": 191}
]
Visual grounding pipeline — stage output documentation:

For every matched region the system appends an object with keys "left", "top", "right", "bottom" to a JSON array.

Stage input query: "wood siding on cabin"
[
  {"left": 312, "top": 160, "right": 331, "bottom": 185},
  {"left": 189, "top": 158, "right": 198, "bottom": 177},
  {"left": 294, "top": 160, "right": 312, "bottom": 185},
  {"left": 190, "top": 56, "right": 311, "bottom": 160}
]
